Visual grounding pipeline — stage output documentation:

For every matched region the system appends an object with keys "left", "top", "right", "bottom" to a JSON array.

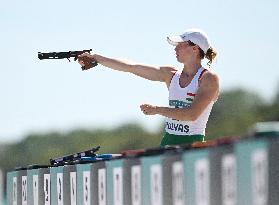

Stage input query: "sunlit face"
[{"left": 174, "top": 41, "right": 197, "bottom": 63}]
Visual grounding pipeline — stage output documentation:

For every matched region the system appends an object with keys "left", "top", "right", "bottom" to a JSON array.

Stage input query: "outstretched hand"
[
  {"left": 77, "top": 53, "right": 96, "bottom": 71},
  {"left": 140, "top": 104, "right": 158, "bottom": 115}
]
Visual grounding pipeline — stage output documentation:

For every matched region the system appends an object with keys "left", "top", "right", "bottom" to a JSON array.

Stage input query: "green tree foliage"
[
  {"left": 206, "top": 88, "right": 265, "bottom": 139},
  {"left": 257, "top": 84, "right": 279, "bottom": 121}
]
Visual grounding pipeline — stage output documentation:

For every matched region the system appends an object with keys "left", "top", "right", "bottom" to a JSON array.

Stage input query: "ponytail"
[{"left": 205, "top": 47, "right": 217, "bottom": 67}]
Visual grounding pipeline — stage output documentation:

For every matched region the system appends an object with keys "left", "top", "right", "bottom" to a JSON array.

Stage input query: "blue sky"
[{"left": 1, "top": 0, "right": 279, "bottom": 142}]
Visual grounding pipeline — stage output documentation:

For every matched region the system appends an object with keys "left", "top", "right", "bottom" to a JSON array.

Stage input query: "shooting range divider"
[
  {"left": 0, "top": 169, "right": 3, "bottom": 205},
  {"left": 6, "top": 134, "right": 279, "bottom": 205}
]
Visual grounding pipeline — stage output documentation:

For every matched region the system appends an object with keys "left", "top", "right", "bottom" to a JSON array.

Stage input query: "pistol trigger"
[{"left": 67, "top": 58, "right": 71, "bottom": 62}]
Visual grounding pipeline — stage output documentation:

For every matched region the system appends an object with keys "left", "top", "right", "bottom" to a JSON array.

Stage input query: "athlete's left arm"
[{"left": 140, "top": 72, "right": 219, "bottom": 121}]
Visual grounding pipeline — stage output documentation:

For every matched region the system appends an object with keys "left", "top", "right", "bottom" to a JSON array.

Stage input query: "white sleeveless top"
[{"left": 165, "top": 67, "right": 214, "bottom": 136}]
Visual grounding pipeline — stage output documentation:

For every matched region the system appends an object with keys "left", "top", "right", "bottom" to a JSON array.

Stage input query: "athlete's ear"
[
  {"left": 192, "top": 45, "right": 199, "bottom": 51},
  {"left": 192, "top": 45, "right": 201, "bottom": 55}
]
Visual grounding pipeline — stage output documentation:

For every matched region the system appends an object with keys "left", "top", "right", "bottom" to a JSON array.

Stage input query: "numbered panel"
[
  {"left": 98, "top": 168, "right": 106, "bottom": 205},
  {"left": 131, "top": 165, "right": 141, "bottom": 205},
  {"left": 122, "top": 158, "right": 141, "bottom": 205},
  {"left": 13, "top": 176, "right": 17, "bottom": 205},
  {"left": 32, "top": 175, "right": 39, "bottom": 205},
  {"left": 251, "top": 149, "right": 268, "bottom": 205},
  {"left": 183, "top": 149, "right": 210, "bottom": 205},
  {"left": 70, "top": 172, "right": 77, "bottom": 205},
  {"left": 27, "top": 169, "right": 39, "bottom": 205},
  {"left": 57, "top": 173, "right": 64, "bottom": 205},
  {"left": 221, "top": 154, "right": 237, "bottom": 205},
  {"left": 76, "top": 163, "right": 92, "bottom": 205},
  {"left": 150, "top": 164, "right": 162, "bottom": 205},
  {"left": 22, "top": 176, "right": 28, "bottom": 205},
  {"left": 83, "top": 171, "right": 91, "bottom": 205},
  {"left": 113, "top": 167, "right": 123, "bottom": 205},
  {"left": 50, "top": 166, "right": 64, "bottom": 205},
  {"left": 172, "top": 161, "right": 184, "bottom": 205},
  {"left": 106, "top": 159, "right": 125, "bottom": 205},
  {"left": 195, "top": 158, "right": 210, "bottom": 205},
  {"left": 141, "top": 155, "right": 162, "bottom": 205},
  {"left": 44, "top": 174, "right": 51, "bottom": 205},
  {"left": 236, "top": 139, "right": 268, "bottom": 205}
]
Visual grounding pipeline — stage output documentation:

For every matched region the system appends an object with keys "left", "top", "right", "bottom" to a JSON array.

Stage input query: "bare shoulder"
[
  {"left": 155, "top": 66, "right": 176, "bottom": 87},
  {"left": 198, "top": 69, "right": 219, "bottom": 100},
  {"left": 159, "top": 66, "right": 177, "bottom": 85},
  {"left": 160, "top": 66, "right": 177, "bottom": 78},
  {"left": 201, "top": 69, "right": 219, "bottom": 84}
]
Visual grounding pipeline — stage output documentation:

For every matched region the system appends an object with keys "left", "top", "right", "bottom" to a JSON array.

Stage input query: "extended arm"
[
  {"left": 77, "top": 53, "right": 175, "bottom": 83},
  {"left": 140, "top": 71, "right": 219, "bottom": 121}
]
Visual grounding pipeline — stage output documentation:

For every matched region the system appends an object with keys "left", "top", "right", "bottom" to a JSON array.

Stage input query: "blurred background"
[{"left": 0, "top": 1, "right": 279, "bottom": 201}]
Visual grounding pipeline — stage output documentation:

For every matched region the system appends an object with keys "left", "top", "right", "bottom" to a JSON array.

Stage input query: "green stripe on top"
[
  {"left": 169, "top": 100, "right": 191, "bottom": 108},
  {"left": 186, "top": 98, "right": 193, "bottom": 102}
]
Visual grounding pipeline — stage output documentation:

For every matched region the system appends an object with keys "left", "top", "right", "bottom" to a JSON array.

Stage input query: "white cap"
[{"left": 167, "top": 28, "right": 211, "bottom": 54}]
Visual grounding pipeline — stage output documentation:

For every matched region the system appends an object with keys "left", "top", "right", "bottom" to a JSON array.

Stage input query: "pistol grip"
[{"left": 81, "top": 60, "right": 98, "bottom": 70}]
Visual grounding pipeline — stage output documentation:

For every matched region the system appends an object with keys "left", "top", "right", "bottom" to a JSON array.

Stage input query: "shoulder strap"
[
  {"left": 198, "top": 68, "right": 208, "bottom": 86},
  {"left": 198, "top": 68, "right": 208, "bottom": 81},
  {"left": 169, "top": 69, "right": 179, "bottom": 86}
]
